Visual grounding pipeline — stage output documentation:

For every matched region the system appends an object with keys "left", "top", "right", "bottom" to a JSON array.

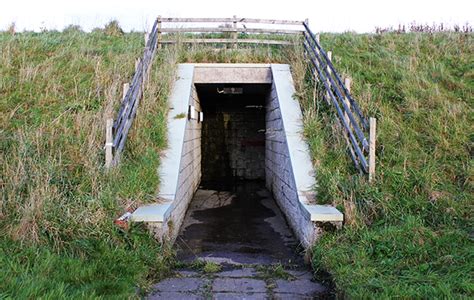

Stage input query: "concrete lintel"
[
  {"left": 303, "top": 204, "right": 344, "bottom": 222},
  {"left": 193, "top": 63, "right": 272, "bottom": 84},
  {"left": 131, "top": 203, "right": 171, "bottom": 222},
  {"left": 192, "top": 63, "right": 271, "bottom": 68}
]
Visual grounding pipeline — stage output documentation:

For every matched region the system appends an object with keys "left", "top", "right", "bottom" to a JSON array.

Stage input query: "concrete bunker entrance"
[
  {"left": 131, "top": 64, "right": 343, "bottom": 256},
  {"left": 176, "top": 83, "right": 304, "bottom": 264}
]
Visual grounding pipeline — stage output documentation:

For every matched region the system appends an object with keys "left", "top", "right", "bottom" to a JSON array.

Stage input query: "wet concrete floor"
[
  {"left": 148, "top": 181, "right": 332, "bottom": 299},
  {"left": 176, "top": 181, "right": 303, "bottom": 265}
]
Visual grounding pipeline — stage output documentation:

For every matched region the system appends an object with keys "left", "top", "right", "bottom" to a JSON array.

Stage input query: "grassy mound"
[
  {"left": 1, "top": 26, "right": 471, "bottom": 298},
  {"left": 0, "top": 28, "right": 294, "bottom": 297},
  {"left": 0, "top": 28, "right": 176, "bottom": 298},
  {"left": 303, "top": 32, "right": 473, "bottom": 298}
]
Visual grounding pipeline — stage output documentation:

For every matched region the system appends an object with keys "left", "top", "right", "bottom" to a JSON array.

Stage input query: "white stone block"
[
  {"left": 131, "top": 203, "right": 170, "bottom": 222},
  {"left": 303, "top": 204, "right": 344, "bottom": 222}
]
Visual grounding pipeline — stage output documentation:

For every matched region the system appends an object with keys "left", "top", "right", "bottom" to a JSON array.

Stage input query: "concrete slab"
[
  {"left": 303, "top": 204, "right": 344, "bottom": 222},
  {"left": 151, "top": 277, "right": 208, "bottom": 292},
  {"left": 214, "top": 293, "right": 268, "bottom": 300},
  {"left": 148, "top": 292, "right": 203, "bottom": 300},
  {"left": 215, "top": 268, "right": 258, "bottom": 278},
  {"left": 212, "top": 278, "right": 267, "bottom": 293},
  {"left": 274, "top": 279, "right": 327, "bottom": 296},
  {"left": 131, "top": 204, "right": 170, "bottom": 222}
]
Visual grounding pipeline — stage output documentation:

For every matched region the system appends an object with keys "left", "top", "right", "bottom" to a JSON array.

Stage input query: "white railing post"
[
  {"left": 105, "top": 118, "right": 114, "bottom": 169},
  {"left": 369, "top": 117, "right": 377, "bottom": 182}
]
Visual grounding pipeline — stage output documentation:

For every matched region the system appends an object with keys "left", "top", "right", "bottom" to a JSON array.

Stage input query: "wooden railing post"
[
  {"left": 369, "top": 117, "right": 377, "bottom": 182},
  {"left": 123, "top": 82, "right": 129, "bottom": 102},
  {"left": 105, "top": 118, "right": 114, "bottom": 169},
  {"left": 135, "top": 58, "right": 140, "bottom": 71},
  {"left": 325, "top": 51, "right": 332, "bottom": 105},
  {"left": 144, "top": 31, "right": 149, "bottom": 46},
  {"left": 157, "top": 16, "right": 162, "bottom": 49},
  {"left": 232, "top": 15, "right": 238, "bottom": 49},
  {"left": 344, "top": 77, "right": 352, "bottom": 127}
]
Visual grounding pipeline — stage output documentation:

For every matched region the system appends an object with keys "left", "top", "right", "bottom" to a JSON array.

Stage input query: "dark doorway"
[
  {"left": 176, "top": 83, "right": 303, "bottom": 265},
  {"left": 197, "top": 83, "right": 269, "bottom": 190}
]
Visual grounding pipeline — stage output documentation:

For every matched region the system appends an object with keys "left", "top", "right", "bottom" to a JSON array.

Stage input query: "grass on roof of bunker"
[{"left": 0, "top": 27, "right": 298, "bottom": 298}]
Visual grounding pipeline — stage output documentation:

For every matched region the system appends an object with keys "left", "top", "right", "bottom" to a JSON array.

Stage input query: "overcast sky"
[{"left": 1, "top": 0, "right": 473, "bottom": 33}]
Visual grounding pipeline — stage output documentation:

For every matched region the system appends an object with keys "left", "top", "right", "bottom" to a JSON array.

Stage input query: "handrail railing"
[
  {"left": 156, "top": 16, "right": 305, "bottom": 47},
  {"left": 302, "top": 21, "right": 376, "bottom": 179},
  {"left": 104, "top": 16, "right": 376, "bottom": 181},
  {"left": 105, "top": 18, "right": 160, "bottom": 168}
]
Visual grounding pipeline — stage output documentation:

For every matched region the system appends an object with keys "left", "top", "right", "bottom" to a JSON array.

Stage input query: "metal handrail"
[
  {"left": 105, "top": 18, "right": 160, "bottom": 167},
  {"left": 302, "top": 21, "right": 374, "bottom": 174},
  {"left": 303, "top": 22, "right": 369, "bottom": 130},
  {"left": 105, "top": 17, "right": 376, "bottom": 178}
]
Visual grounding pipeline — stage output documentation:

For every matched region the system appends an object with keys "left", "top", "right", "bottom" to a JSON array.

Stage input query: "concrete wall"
[
  {"left": 133, "top": 63, "right": 342, "bottom": 247},
  {"left": 265, "top": 64, "right": 316, "bottom": 247},
  {"left": 163, "top": 84, "right": 202, "bottom": 238}
]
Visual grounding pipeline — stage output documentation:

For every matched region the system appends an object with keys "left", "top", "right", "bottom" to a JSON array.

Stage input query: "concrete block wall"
[
  {"left": 201, "top": 95, "right": 266, "bottom": 185},
  {"left": 133, "top": 63, "right": 342, "bottom": 246},
  {"left": 265, "top": 64, "right": 316, "bottom": 247},
  {"left": 162, "top": 84, "right": 202, "bottom": 240}
]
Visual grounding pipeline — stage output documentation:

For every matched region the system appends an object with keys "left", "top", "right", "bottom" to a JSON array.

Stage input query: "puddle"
[{"left": 176, "top": 180, "right": 305, "bottom": 266}]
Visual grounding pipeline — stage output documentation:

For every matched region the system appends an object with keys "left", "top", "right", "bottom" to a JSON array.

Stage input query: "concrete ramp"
[{"left": 132, "top": 63, "right": 342, "bottom": 247}]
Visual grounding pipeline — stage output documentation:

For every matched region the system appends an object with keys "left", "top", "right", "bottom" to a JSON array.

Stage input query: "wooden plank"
[
  {"left": 235, "top": 18, "right": 304, "bottom": 25},
  {"left": 160, "top": 17, "right": 303, "bottom": 25},
  {"left": 369, "top": 117, "right": 377, "bottom": 182},
  {"left": 160, "top": 27, "right": 303, "bottom": 34},
  {"left": 160, "top": 38, "right": 294, "bottom": 45}
]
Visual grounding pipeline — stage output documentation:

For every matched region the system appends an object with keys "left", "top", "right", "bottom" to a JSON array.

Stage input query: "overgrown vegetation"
[
  {"left": 0, "top": 23, "right": 176, "bottom": 298},
  {"left": 300, "top": 32, "right": 473, "bottom": 298},
  {"left": 0, "top": 25, "right": 292, "bottom": 298},
  {"left": 1, "top": 22, "right": 472, "bottom": 298}
]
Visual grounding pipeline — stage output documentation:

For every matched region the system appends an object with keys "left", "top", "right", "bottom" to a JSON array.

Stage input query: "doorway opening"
[{"left": 176, "top": 83, "right": 303, "bottom": 264}]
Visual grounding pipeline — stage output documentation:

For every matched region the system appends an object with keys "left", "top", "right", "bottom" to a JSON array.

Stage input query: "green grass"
[
  {"left": 0, "top": 27, "right": 176, "bottom": 298},
  {"left": 301, "top": 32, "right": 473, "bottom": 298},
  {"left": 1, "top": 25, "right": 472, "bottom": 298},
  {"left": 0, "top": 27, "right": 292, "bottom": 298}
]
